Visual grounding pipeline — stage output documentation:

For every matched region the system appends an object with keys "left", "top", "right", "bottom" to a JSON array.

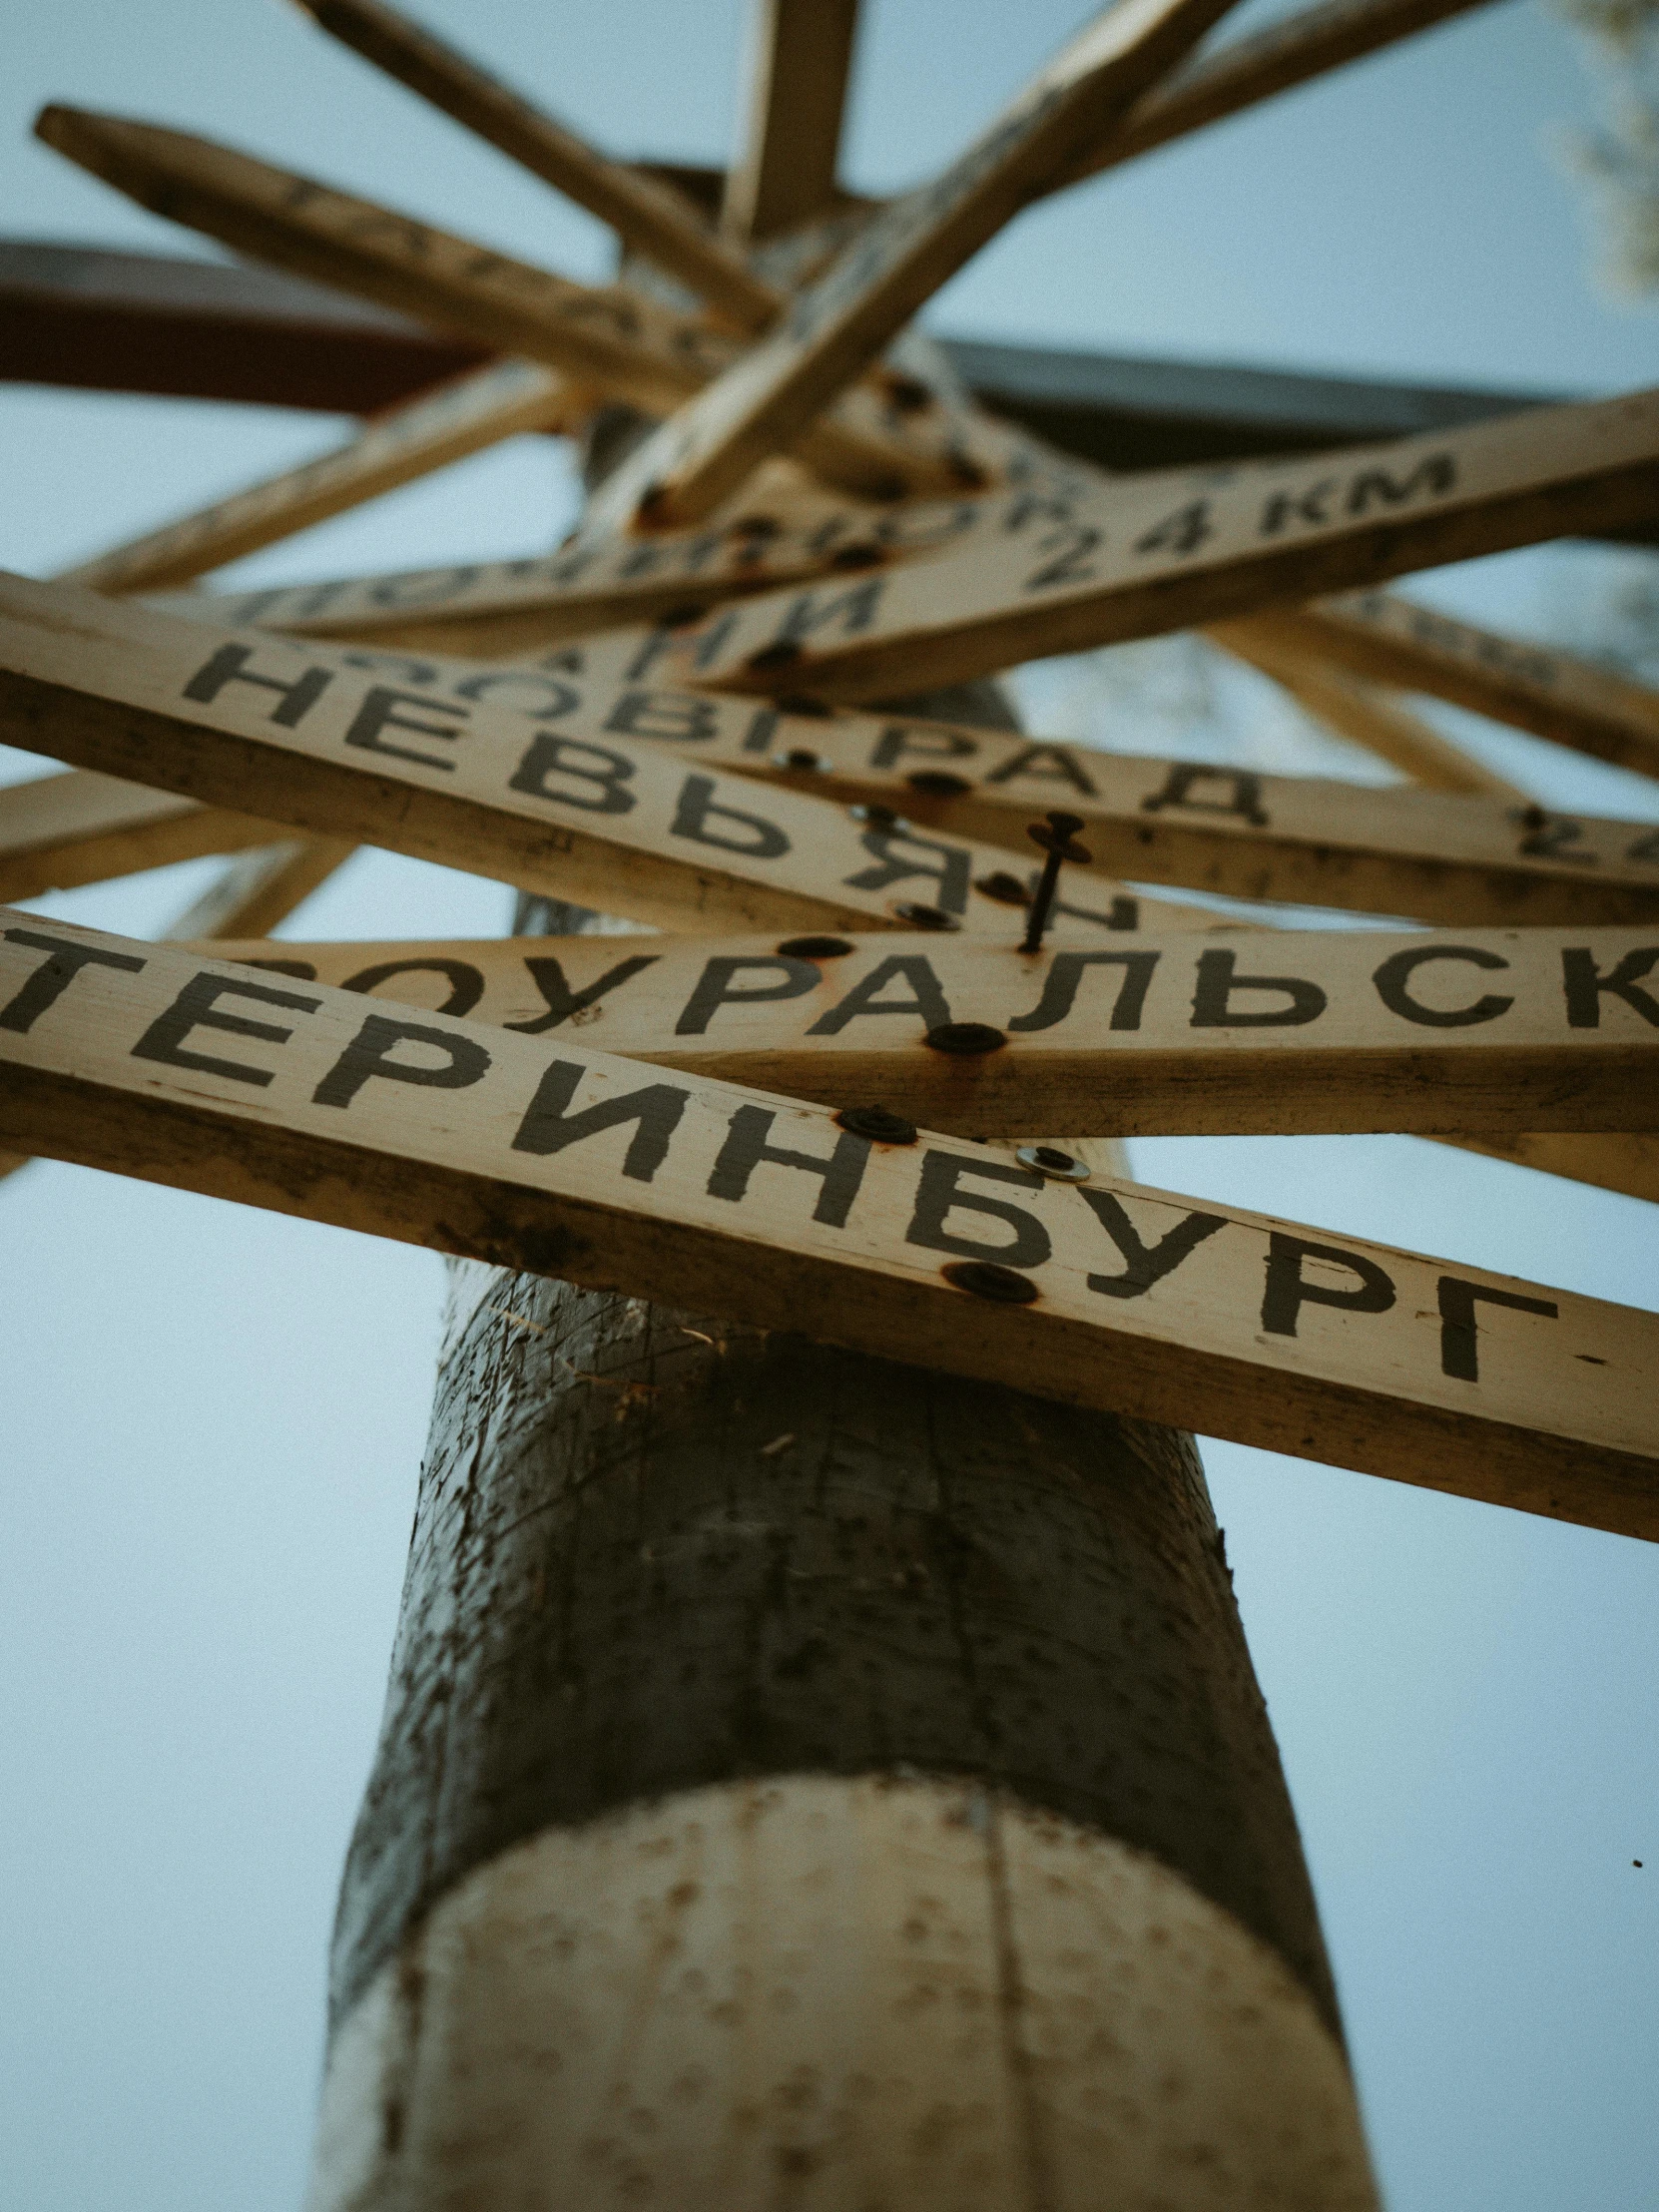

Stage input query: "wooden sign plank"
[
  {"left": 1446, "top": 1131, "right": 1659, "bottom": 1207},
  {"left": 189, "top": 924, "right": 1659, "bottom": 1137},
  {"left": 462, "top": 638, "right": 1656, "bottom": 927},
  {"left": 84, "top": 607, "right": 1659, "bottom": 927},
  {"left": 577, "top": 0, "right": 1243, "bottom": 530},
  {"left": 1218, "top": 591, "right": 1659, "bottom": 785},
  {"left": 723, "top": 0, "right": 862, "bottom": 245},
  {"left": 32, "top": 108, "right": 966, "bottom": 507},
  {"left": 1215, "top": 629, "right": 1523, "bottom": 797},
  {"left": 644, "top": 389, "right": 1659, "bottom": 700},
  {"left": 292, "top": 0, "right": 782, "bottom": 330},
  {"left": 141, "top": 468, "right": 1095, "bottom": 657},
  {"left": 0, "top": 767, "right": 286, "bottom": 901},
  {"left": 162, "top": 836, "right": 357, "bottom": 941},
  {"left": 61, "top": 357, "right": 582, "bottom": 597},
  {"left": 3, "top": 910, "right": 1655, "bottom": 1541},
  {"left": 0, "top": 574, "right": 1193, "bottom": 940}
]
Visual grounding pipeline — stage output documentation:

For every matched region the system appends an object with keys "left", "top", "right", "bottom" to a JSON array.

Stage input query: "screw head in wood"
[
  {"left": 835, "top": 1105, "right": 918, "bottom": 1143},
  {"left": 925, "top": 1022, "right": 1007, "bottom": 1056},
  {"left": 1015, "top": 1144, "right": 1091, "bottom": 1182},
  {"left": 941, "top": 1260, "right": 1039, "bottom": 1304},
  {"left": 777, "top": 935, "right": 853, "bottom": 958},
  {"left": 850, "top": 802, "right": 909, "bottom": 830},
  {"left": 907, "top": 770, "right": 972, "bottom": 798},
  {"left": 773, "top": 748, "right": 830, "bottom": 772},
  {"left": 890, "top": 901, "right": 960, "bottom": 931},
  {"left": 974, "top": 870, "right": 1031, "bottom": 906}
]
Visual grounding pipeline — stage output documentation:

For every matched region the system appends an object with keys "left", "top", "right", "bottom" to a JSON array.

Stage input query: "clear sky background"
[{"left": 2, "top": 4, "right": 1657, "bottom": 2209}]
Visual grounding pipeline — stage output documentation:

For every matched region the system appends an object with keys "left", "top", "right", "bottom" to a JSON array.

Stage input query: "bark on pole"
[{"left": 305, "top": 436, "right": 1381, "bottom": 2212}]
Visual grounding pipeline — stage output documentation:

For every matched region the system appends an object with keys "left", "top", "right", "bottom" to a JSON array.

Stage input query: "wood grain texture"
[
  {"left": 4, "top": 913, "right": 1656, "bottom": 1539},
  {"left": 60, "top": 357, "right": 580, "bottom": 597},
  {"left": 1226, "top": 590, "right": 1659, "bottom": 783},
  {"left": 656, "top": 389, "right": 1659, "bottom": 699},
  {"left": 293, "top": 0, "right": 782, "bottom": 329},
  {"left": 1443, "top": 1129, "right": 1659, "bottom": 1203},
  {"left": 310, "top": 1779, "right": 1378, "bottom": 2211},
  {"left": 31, "top": 108, "right": 964, "bottom": 505},
  {"left": 723, "top": 0, "right": 863, "bottom": 244},
  {"left": 193, "top": 925, "right": 1659, "bottom": 1137},
  {"left": 571, "top": 661, "right": 1659, "bottom": 925},
  {"left": 1216, "top": 627, "right": 1522, "bottom": 796},
  {"left": 142, "top": 462, "right": 1082, "bottom": 656},
  {"left": 0, "top": 575, "right": 1189, "bottom": 938},
  {"left": 579, "top": 0, "right": 1244, "bottom": 528},
  {"left": 0, "top": 765, "right": 282, "bottom": 900}
]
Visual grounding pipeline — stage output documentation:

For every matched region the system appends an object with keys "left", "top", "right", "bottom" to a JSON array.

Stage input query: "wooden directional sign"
[
  {"left": 0, "top": 765, "right": 285, "bottom": 900},
  {"left": 4, "top": 911, "right": 1655, "bottom": 1541},
  {"left": 641, "top": 390, "right": 1659, "bottom": 700},
  {"left": 192, "top": 924, "right": 1659, "bottom": 1138},
  {"left": 1215, "top": 627, "right": 1521, "bottom": 797},
  {"left": 33, "top": 108, "right": 965, "bottom": 506},
  {"left": 62, "top": 357, "right": 582, "bottom": 597},
  {"left": 144, "top": 470, "right": 1091, "bottom": 656},
  {"left": 580, "top": 0, "right": 1242, "bottom": 530},
  {"left": 0, "top": 574, "right": 1205, "bottom": 939},
  {"left": 292, "top": 0, "right": 782, "bottom": 330},
  {"left": 723, "top": 0, "right": 862, "bottom": 244},
  {"left": 91, "top": 612, "right": 1659, "bottom": 926},
  {"left": 1222, "top": 591, "right": 1659, "bottom": 785}
]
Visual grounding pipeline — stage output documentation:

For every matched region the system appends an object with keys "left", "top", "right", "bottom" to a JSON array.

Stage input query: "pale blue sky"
[{"left": 2, "top": 6, "right": 1657, "bottom": 2211}]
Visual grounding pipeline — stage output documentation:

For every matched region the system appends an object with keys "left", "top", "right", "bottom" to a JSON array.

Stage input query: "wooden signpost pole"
[
  {"left": 284, "top": 289, "right": 1378, "bottom": 2202},
  {"left": 22, "top": 0, "right": 1650, "bottom": 2200}
]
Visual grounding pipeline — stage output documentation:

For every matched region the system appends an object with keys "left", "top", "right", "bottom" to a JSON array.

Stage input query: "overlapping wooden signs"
[
  {"left": 0, "top": 765, "right": 283, "bottom": 900},
  {"left": 632, "top": 389, "right": 1659, "bottom": 699},
  {"left": 32, "top": 109, "right": 971, "bottom": 505},
  {"left": 0, "top": 575, "right": 1212, "bottom": 938},
  {"left": 189, "top": 923, "right": 1659, "bottom": 1137},
  {"left": 1219, "top": 590, "right": 1659, "bottom": 784},
  {"left": 581, "top": 0, "right": 1243, "bottom": 529},
  {"left": 142, "top": 470, "right": 1080, "bottom": 658},
  {"left": 4, "top": 912, "right": 1655, "bottom": 1542}
]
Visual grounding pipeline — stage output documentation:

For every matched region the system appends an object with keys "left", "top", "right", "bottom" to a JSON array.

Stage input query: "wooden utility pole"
[{"left": 300, "top": 432, "right": 1377, "bottom": 2212}]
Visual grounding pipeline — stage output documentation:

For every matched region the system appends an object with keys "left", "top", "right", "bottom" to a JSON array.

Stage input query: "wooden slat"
[
  {"left": 161, "top": 836, "right": 356, "bottom": 939},
  {"left": 723, "top": 0, "right": 862, "bottom": 245},
  {"left": 1051, "top": 0, "right": 1511, "bottom": 194},
  {"left": 142, "top": 465, "right": 1092, "bottom": 655},
  {"left": 4, "top": 912, "right": 1655, "bottom": 1540},
  {"left": 293, "top": 0, "right": 781, "bottom": 329},
  {"left": 0, "top": 574, "right": 1197, "bottom": 940},
  {"left": 581, "top": 0, "right": 1244, "bottom": 529},
  {"left": 0, "top": 767, "right": 284, "bottom": 901},
  {"left": 60, "top": 357, "right": 581, "bottom": 597},
  {"left": 32, "top": 109, "right": 962, "bottom": 505},
  {"left": 597, "top": 663, "right": 1659, "bottom": 924},
  {"left": 1221, "top": 591, "right": 1659, "bottom": 784},
  {"left": 655, "top": 389, "right": 1659, "bottom": 699},
  {"left": 188, "top": 923, "right": 1659, "bottom": 1137},
  {"left": 84, "top": 603, "right": 1659, "bottom": 927},
  {"left": 1444, "top": 1131, "right": 1659, "bottom": 1205},
  {"left": 1215, "top": 629, "right": 1522, "bottom": 796}
]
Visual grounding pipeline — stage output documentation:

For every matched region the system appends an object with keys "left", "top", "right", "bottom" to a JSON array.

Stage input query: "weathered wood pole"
[{"left": 304, "top": 412, "right": 1380, "bottom": 2207}]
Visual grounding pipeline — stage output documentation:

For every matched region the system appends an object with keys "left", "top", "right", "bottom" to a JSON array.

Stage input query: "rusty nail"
[
  {"left": 924, "top": 1022, "right": 1006, "bottom": 1056},
  {"left": 1021, "top": 810, "right": 1091, "bottom": 954},
  {"left": 891, "top": 901, "right": 960, "bottom": 931},
  {"left": 778, "top": 934, "right": 853, "bottom": 958},
  {"left": 836, "top": 1104, "right": 919, "bottom": 1143}
]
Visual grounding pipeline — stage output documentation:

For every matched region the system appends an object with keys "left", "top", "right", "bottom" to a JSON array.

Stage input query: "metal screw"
[
  {"left": 906, "top": 770, "right": 972, "bottom": 798},
  {"left": 924, "top": 1022, "right": 1006, "bottom": 1056},
  {"left": 836, "top": 1105, "right": 918, "bottom": 1143},
  {"left": 777, "top": 935, "right": 853, "bottom": 958},
  {"left": 1015, "top": 1144, "right": 1091, "bottom": 1183},
  {"left": 772, "top": 749, "right": 830, "bottom": 772},
  {"left": 1020, "top": 811, "right": 1092, "bottom": 954},
  {"left": 891, "top": 901, "right": 960, "bottom": 931}
]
